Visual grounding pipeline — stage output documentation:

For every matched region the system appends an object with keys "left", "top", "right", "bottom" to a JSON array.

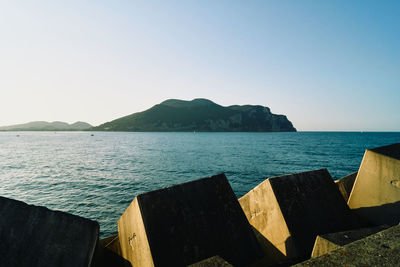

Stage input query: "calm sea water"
[{"left": 0, "top": 131, "right": 399, "bottom": 237}]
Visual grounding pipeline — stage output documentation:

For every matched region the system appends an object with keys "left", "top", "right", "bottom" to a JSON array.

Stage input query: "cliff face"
[{"left": 92, "top": 98, "right": 296, "bottom": 132}]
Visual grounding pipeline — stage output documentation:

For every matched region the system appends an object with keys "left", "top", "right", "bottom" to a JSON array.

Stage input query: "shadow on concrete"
[
  {"left": 335, "top": 172, "right": 357, "bottom": 202},
  {"left": 248, "top": 226, "right": 288, "bottom": 266},
  {"left": 352, "top": 201, "right": 400, "bottom": 226},
  {"left": 93, "top": 244, "right": 131, "bottom": 267},
  {"left": 284, "top": 236, "right": 310, "bottom": 265},
  {"left": 248, "top": 227, "right": 313, "bottom": 266}
]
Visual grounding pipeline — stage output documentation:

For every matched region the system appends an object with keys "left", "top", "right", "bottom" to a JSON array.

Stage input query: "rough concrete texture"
[
  {"left": 187, "top": 256, "right": 233, "bottom": 267},
  {"left": 335, "top": 172, "right": 357, "bottom": 202},
  {"left": 118, "top": 197, "right": 153, "bottom": 267},
  {"left": 0, "top": 196, "right": 99, "bottom": 267},
  {"left": 294, "top": 224, "right": 400, "bottom": 267},
  {"left": 311, "top": 225, "right": 389, "bottom": 257},
  {"left": 348, "top": 143, "right": 400, "bottom": 225},
  {"left": 118, "top": 173, "right": 263, "bottom": 267},
  {"left": 239, "top": 178, "right": 292, "bottom": 264},
  {"left": 239, "top": 169, "right": 365, "bottom": 262}
]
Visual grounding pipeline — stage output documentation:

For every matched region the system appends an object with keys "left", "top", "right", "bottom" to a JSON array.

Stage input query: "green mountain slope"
[
  {"left": 0, "top": 121, "right": 93, "bottom": 131},
  {"left": 92, "top": 98, "right": 296, "bottom": 132}
]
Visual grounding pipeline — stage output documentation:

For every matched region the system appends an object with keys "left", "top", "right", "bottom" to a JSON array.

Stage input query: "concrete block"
[
  {"left": 0, "top": 196, "right": 99, "bottom": 267},
  {"left": 294, "top": 224, "right": 400, "bottom": 266},
  {"left": 118, "top": 173, "right": 263, "bottom": 267},
  {"left": 99, "top": 235, "right": 121, "bottom": 256},
  {"left": 99, "top": 235, "right": 117, "bottom": 247},
  {"left": 334, "top": 172, "right": 357, "bottom": 202},
  {"left": 187, "top": 256, "right": 233, "bottom": 267},
  {"left": 239, "top": 169, "right": 364, "bottom": 262},
  {"left": 311, "top": 225, "right": 389, "bottom": 257},
  {"left": 348, "top": 143, "right": 400, "bottom": 225},
  {"left": 95, "top": 235, "right": 130, "bottom": 267}
]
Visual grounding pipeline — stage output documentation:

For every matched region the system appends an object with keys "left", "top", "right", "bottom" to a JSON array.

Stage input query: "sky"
[{"left": 0, "top": 1, "right": 399, "bottom": 131}]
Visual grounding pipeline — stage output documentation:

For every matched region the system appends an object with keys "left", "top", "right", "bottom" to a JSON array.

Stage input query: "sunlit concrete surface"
[
  {"left": 294, "top": 224, "right": 400, "bottom": 266},
  {"left": 311, "top": 225, "right": 388, "bottom": 257},
  {"left": 118, "top": 174, "right": 263, "bottom": 267},
  {"left": 239, "top": 169, "right": 364, "bottom": 263},
  {"left": 335, "top": 172, "right": 357, "bottom": 202},
  {"left": 348, "top": 143, "right": 400, "bottom": 225}
]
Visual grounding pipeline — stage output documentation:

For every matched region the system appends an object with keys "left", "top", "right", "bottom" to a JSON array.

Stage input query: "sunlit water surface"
[{"left": 1, "top": 131, "right": 399, "bottom": 237}]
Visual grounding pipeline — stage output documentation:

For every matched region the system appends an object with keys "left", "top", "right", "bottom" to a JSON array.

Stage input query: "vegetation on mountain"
[
  {"left": 91, "top": 99, "right": 296, "bottom": 132},
  {"left": 0, "top": 121, "right": 93, "bottom": 131}
]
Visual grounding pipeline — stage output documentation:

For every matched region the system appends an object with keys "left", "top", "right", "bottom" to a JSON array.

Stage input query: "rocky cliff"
[{"left": 92, "top": 98, "right": 296, "bottom": 132}]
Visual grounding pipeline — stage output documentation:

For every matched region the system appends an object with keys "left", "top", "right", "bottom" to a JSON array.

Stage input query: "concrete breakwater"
[{"left": 0, "top": 143, "right": 399, "bottom": 266}]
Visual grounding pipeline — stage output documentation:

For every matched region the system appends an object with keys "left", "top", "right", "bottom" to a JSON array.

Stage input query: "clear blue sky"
[{"left": 1, "top": 0, "right": 399, "bottom": 131}]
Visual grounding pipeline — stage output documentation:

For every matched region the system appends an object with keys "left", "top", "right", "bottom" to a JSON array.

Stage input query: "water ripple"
[{"left": 0, "top": 131, "right": 399, "bottom": 237}]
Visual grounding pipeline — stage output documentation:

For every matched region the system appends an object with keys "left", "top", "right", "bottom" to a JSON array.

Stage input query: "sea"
[{"left": 0, "top": 131, "right": 399, "bottom": 237}]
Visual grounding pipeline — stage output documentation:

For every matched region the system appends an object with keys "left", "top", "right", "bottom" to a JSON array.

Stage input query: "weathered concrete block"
[
  {"left": 239, "top": 169, "right": 364, "bottom": 262},
  {"left": 118, "top": 173, "right": 263, "bottom": 267},
  {"left": 335, "top": 172, "right": 357, "bottom": 202},
  {"left": 311, "top": 225, "right": 389, "bottom": 257},
  {"left": 187, "top": 256, "right": 233, "bottom": 267},
  {"left": 294, "top": 224, "right": 400, "bottom": 266},
  {"left": 348, "top": 143, "right": 400, "bottom": 225},
  {"left": 0, "top": 196, "right": 99, "bottom": 267}
]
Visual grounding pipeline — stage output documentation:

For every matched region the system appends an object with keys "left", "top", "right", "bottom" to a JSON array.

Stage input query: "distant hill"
[
  {"left": 92, "top": 98, "right": 296, "bottom": 132},
  {"left": 0, "top": 121, "right": 93, "bottom": 131}
]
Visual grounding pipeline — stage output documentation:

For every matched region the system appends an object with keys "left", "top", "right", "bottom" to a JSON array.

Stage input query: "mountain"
[
  {"left": 92, "top": 98, "right": 296, "bottom": 132},
  {"left": 0, "top": 121, "right": 93, "bottom": 131},
  {"left": 69, "top": 121, "right": 94, "bottom": 130}
]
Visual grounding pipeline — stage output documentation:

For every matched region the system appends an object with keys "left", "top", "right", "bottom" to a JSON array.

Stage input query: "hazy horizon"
[
  {"left": 1, "top": 1, "right": 399, "bottom": 131},
  {"left": 0, "top": 96, "right": 399, "bottom": 132}
]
